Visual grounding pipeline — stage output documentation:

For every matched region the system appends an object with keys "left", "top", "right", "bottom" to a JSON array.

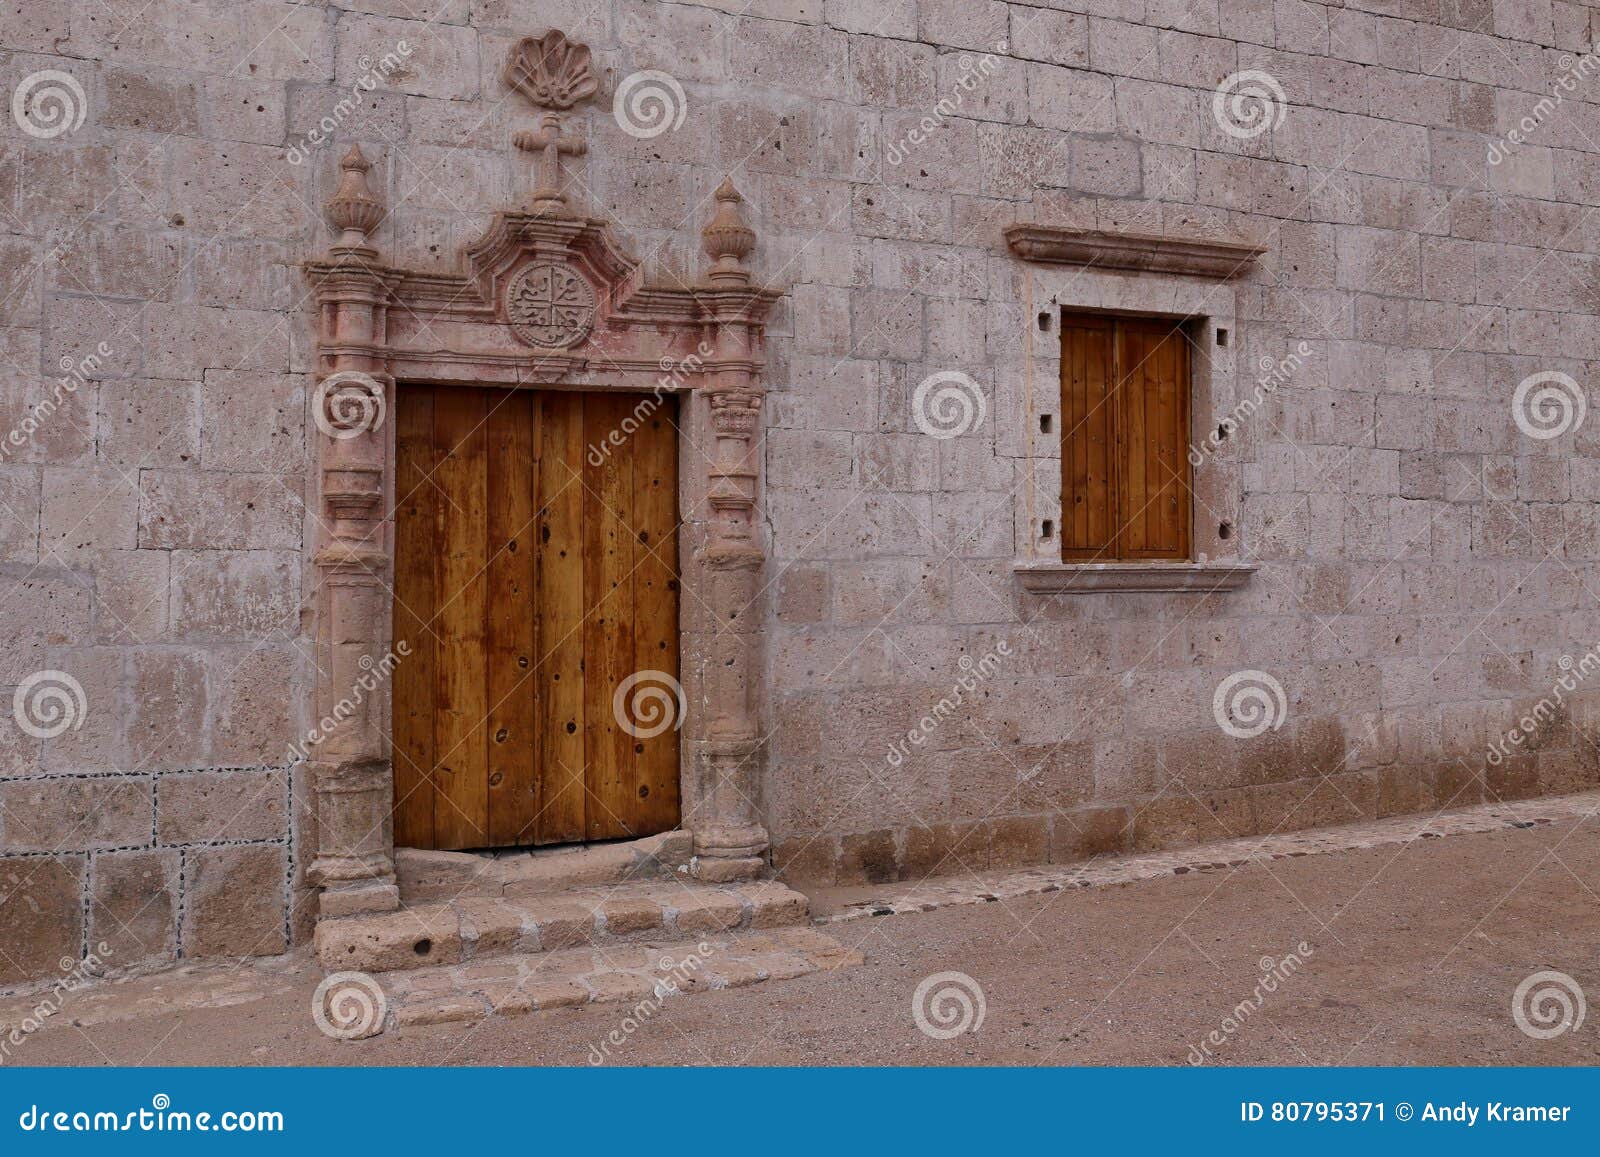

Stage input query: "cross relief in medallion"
[{"left": 505, "top": 260, "right": 596, "bottom": 348}]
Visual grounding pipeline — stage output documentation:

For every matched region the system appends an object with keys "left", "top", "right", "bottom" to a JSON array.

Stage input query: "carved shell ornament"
[
  {"left": 506, "top": 261, "right": 596, "bottom": 348},
  {"left": 503, "top": 30, "right": 598, "bottom": 110}
]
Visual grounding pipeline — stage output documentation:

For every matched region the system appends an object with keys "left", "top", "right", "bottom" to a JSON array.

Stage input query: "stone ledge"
[
  {"left": 314, "top": 878, "right": 812, "bottom": 972},
  {"left": 1003, "top": 223, "right": 1267, "bottom": 278},
  {"left": 1014, "top": 560, "right": 1258, "bottom": 593},
  {"left": 374, "top": 926, "right": 865, "bottom": 1036}
]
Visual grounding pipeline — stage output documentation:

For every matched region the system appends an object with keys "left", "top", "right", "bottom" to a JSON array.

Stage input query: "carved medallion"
[{"left": 505, "top": 261, "right": 596, "bottom": 348}]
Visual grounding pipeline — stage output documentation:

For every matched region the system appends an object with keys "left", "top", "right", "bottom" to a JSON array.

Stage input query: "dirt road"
[{"left": 11, "top": 811, "right": 1600, "bottom": 1066}]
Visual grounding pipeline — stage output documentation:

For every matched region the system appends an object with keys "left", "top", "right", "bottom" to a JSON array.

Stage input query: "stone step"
[
  {"left": 396, "top": 831, "right": 692, "bottom": 903},
  {"left": 314, "top": 878, "right": 810, "bottom": 973},
  {"left": 361, "top": 926, "right": 865, "bottom": 1036}
]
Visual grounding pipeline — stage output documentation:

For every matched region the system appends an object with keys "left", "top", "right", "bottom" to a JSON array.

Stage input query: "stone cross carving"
[
  {"left": 502, "top": 30, "right": 599, "bottom": 215},
  {"left": 514, "top": 114, "right": 587, "bottom": 215}
]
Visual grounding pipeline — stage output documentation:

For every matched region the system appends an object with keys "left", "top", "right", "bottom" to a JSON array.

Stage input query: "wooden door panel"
[
  {"left": 392, "top": 390, "right": 437, "bottom": 849},
  {"left": 630, "top": 402, "right": 682, "bottom": 833},
  {"left": 485, "top": 391, "right": 538, "bottom": 846},
  {"left": 582, "top": 393, "right": 638, "bottom": 841},
  {"left": 431, "top": 388, "right": 491, "bottom": 849},
  {"left": 535, "top": 392, "right": 589, "bottom": 845},
  {"left": 391, "top": 386, "right": 680, "bottom": 850}
]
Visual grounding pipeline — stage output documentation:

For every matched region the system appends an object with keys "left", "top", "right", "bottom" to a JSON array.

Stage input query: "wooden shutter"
[{"left": 1059, "top": 315, "right": 1192, "bottom": 562}]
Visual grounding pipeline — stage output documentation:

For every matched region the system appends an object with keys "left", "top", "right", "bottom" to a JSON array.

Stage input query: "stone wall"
[{"left": 3, "top": 0, "right": 1600, "bottom": 983}]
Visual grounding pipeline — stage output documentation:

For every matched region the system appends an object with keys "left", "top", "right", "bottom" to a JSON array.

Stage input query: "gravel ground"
[{"left": 13, "top": 812, "right": 1600, "bottom": 1067}]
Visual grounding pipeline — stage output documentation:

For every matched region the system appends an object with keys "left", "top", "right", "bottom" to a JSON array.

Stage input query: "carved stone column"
[
  {"left": 689, "top": 181, "right": 771, "bottom": 882},
  {"left": 305, "top": 146, "right": 400, "bottom": 917}
]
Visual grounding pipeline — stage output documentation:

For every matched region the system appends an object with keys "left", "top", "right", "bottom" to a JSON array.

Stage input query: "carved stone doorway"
[{"left": 301, "top": 30, "right": 780, "bottom": 920}]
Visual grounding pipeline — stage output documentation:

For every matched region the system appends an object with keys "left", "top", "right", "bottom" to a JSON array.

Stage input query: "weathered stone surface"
[
  {"left": 0, "top": 779, "right": 152, "bottom": 853},
  {"left": 156, "top": 769, "right": 287, "bottom": 845},
  {"left": 89, "top": 849, "right": 177, "bottom": 965},
  {"left": 182, "top": 845, "right": 287, "bottom": 958},
  {"left": 738, "top": 881, "right": 812, "bottom": 927},
  {"left": 1, "top": 3, "right": 1596, "bottom": 990},
  {"left": 315, "top": 904, "right": 460, "bottom": 972},
  {"left": 597, "top": 895, "right": 664, "bottom": 935},
  {"left": 0, "top": 856, "right": 83, "bottom": 987},
  {"left": 666, "top": 889, "right": 745, "bottom": 934}
]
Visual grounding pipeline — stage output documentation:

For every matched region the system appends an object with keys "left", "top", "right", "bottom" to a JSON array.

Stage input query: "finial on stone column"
[
  {"left": 701, "top": 179, "right": 755, "bottom": 286},
  {"left": 325, "top": 145, "right": 384, "bottom": 251}
]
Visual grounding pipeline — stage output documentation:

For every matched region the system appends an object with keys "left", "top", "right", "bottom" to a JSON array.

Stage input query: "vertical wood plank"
[
  {"left": 1060, "top": 318, "right": 1115, "bottom": 559},
  {"left": 431, "top": 387, "right": 491, "bottom": 849},
  {"left": 583, "top": 393, "right": 637, "bottom": 840},
  {"left": 391, "top": 387, "right": 437, "bottom": 849},
  {"left": 486, "top": 390, "right": 539, "bottom": 846},
  {"left": 1120, "top": 324, "right": 1150, "bottom": 556},
  {"left": 535, "top": 391, "right": 588, "bottom": 844},
  {"left": 1165, "top": 327, "right": 1192, "bottom": 558},
  {"left": 630, "top": 395, "right": 681, "bottom": 834}
]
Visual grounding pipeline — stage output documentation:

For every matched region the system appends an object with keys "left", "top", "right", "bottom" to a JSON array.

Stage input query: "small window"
[{"left": 1059, "top": 313, "right": 1193, "bottom": 561}]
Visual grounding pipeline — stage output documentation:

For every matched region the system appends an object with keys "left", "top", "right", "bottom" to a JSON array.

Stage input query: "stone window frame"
[{"left": 1007, "top": 258, "right": 1258, "bottom": 594}]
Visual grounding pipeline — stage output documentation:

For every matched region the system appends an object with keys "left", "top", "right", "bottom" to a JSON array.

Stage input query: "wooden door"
[{"left": 391, "top": 386, "right": 681, "bottom": 850}]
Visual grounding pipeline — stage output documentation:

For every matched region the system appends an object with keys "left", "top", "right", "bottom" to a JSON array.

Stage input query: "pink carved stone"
[{"left": 502, "top": 29, "right": 599, "bottom": 110}]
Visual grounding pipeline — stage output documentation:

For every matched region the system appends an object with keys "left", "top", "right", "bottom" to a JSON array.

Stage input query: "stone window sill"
[{"left": 1014, "top": 561, "right": 1258, "bottom": 593}]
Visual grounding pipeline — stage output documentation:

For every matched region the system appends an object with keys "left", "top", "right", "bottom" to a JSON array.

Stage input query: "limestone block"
[
  {"left": 137, "top": 471, "right": 302, "bottom": 551},
  {"left": 208, "top": 646, "right": 297, "bottom": 767},
  {"left": 850, "top": 34, "right": 936, "bottom": 108},
  {"left": 314, "top": 902, "right": 459, "bottom": 971},
  {"left": 335, "top": 14, "right": 480, "bottom": 101},
  {"left": 0, "top": 468, "right": 39, "bottom": 564},
  {"left": 124, "top": 648, "right": 207, "bottom": 771},
  {"left": 827, "top": 0, "right": 915, "bottom": 37},
  {"left": 0, "top": 778, "right": 152, "bottom": 853},
  {"left": 89, "top": 848, "right": 178, "bottom": 965},
  {"left": 0, "top": 855, "right": 83, "bottom": 986},
  {"left": 169, "top": 550, "right": 298, "bottom": 642},
  {"left": 157, "top": 769, "right": 287, "bottom": 844},
  {"left": 144, "top": 302, "right": 291, "bottom": 376}
]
